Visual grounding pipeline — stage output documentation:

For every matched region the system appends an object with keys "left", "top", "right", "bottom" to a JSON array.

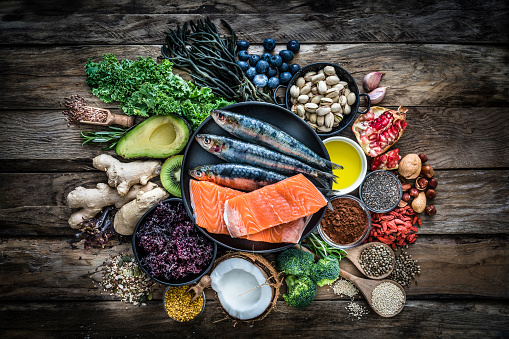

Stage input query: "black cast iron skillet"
[
  {"left": 180, "top": 102, "right": 331, "bottom": 253},
  {"left": 274, "top": 62, "right": 371, "bottom": 137}
]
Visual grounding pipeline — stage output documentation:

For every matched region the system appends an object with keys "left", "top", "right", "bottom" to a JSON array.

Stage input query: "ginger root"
[
  {"left": 93, "top": 154, "right": 162, "bottom": 196},
  {"left": 67, "top": 182, "right": 158, "bottom": 228},
  {"left": 114, "top": 187, "right": 169, "bottom": 236}
]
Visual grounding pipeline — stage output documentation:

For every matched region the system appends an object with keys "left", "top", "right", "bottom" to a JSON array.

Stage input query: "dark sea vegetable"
[{"left": 136, "top": 202, "right": 214, "bottom": 280}]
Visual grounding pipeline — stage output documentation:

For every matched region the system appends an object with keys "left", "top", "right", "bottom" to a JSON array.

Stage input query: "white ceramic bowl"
[{"left": 323, "top": 136, "right": 367, "bottom": 195}]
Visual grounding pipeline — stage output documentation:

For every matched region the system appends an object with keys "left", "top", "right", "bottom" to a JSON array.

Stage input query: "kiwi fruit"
[{"left": 160, "top": 155, "right": 184, "bottom": 197}]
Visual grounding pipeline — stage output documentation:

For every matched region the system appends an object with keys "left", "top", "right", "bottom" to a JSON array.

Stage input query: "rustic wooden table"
[{"left": 1, "top": 1, "right": 508, "bottom": 338}]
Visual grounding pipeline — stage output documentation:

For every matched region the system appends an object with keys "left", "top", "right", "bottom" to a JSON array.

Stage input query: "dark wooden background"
[{"left": 0, "top": 1, "right": 508, "bottom": 338}]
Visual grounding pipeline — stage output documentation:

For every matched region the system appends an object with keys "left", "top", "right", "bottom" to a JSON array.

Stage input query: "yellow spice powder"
[{"left": 164, "top": 285, "right": 204, "bottom": 322}]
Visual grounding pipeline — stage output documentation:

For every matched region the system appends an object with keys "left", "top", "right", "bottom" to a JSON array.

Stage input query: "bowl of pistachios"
[{"left": 277, "top": 62, "right": 371, "bottom": 137}]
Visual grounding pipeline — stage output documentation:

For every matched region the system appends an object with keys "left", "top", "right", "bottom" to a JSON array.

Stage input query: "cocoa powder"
[{"left": 321, "top": 198, "right": 367, "bottom": 244}]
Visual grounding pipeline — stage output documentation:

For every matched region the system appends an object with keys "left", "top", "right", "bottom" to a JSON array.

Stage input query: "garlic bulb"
[
  {"left": 363, "top": 72, "right": 385, "bottom": 91},
  {"left": 367, "top": 87, "right": 388, "bottom": 104}
]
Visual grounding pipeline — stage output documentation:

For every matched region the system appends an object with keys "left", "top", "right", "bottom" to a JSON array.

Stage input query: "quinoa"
[{"left": 371, "top": 282, "right": 405, "bottom": 316}]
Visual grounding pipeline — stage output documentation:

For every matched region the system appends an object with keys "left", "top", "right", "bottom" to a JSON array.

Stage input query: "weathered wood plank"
[
  {"left": 1, "top": 44, "right": 508, "bottom": 108},
  {"left": 1, "top": 106, "right": 508, "bottom": 171},
  {"left": 0, "top": 236, "right": 507, "bottom": 300},
  {"left": 0, "top": 300, "right": 508, "bottom": 338},
  {"left": 1, "top": 6, "right": 508, "bottom": 45},
  {"left": 0, "top": 170, "right": 507, "bottom": 236}
]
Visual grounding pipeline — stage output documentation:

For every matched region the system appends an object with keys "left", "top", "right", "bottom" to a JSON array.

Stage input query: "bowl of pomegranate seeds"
[{"left": 132, "top": 198, "right": 217, "bottom": 286}]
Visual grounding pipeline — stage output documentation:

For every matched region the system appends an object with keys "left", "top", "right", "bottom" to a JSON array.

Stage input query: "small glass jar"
[
  {"left": 359, "top": 170, "right": 402, "bottom": 213},
  {"left": 162, "top": 286, "right": 206, "bottom": 322},
  {"left": 317, "top": 195, "right": 371, "bottom": 249}
]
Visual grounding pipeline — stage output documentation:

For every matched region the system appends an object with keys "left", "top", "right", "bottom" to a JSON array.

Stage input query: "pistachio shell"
[
  {"left": 333, "top": 84, "right": 344, "bottom": 91},
  {"left": 304, "top": 72, "right": 316, "bottom": 82},
  {"left": 326, "top": 76, "right": 340, "bottom": 86},
  {"left": 316, "top": 115, "right": 325, "bottom": 126},
  {"left": 317, "top": 81, "right": 327, "bottom": 94},
  {"left": 324, "top": 66, "right": 336, "bottom": 75},
  {"left": 344, "top": 103, "right": 351, "bottom": 114},
  {"left": 338, "top": 81, "right": 348, "bottom": 86},
  {"left": 347, "top": 92, "right": 356, "bottom": 105},
  {"left": 297, "top": 94, "right": 309, "bottom": 103},
  {"left": 326, "top": 88, "right": 340, "bottom": 98},
  {"left": 309, "top": 113, "right": 317, "bottom": 124},
  {"left": 339, "top": 95, "right": 347, "bottom": 106},
  {"left": 344, "top": 88, "right": 351, "bottom": 97},
  {"left": 324, "top": 112, "right": 334, "bottom": 128},
  {"left": 304, "top": 103, "right": 318, "bottom": 112},
  {"left": 320, "top": 97, "right": 333, "bottom": 105},
  {"left": 300, "top": 85, "right": 311, "bottom": 95},
  {"left": 296, "top": 105, "right": 305, "bottom": 117},
  {"left": 311, "top": 86, "right": 318, "bottom": 94},
  {"left": 331, "top": 103, "right": 342, "bottom": 113},
  {"left": 311, "top": 95, "right": 323, "bottom": 104},
  {"left": 296, "top": 77, "right": 306, "bottom": 88},
  {"left": 316, "top": 106, "right": 331, "bottom": 116},
  {"left": 317, "top": 125, "right": 333, "bottom": 133},
  {"left": 290, "top": 85, "right": 300, "bottom": 98},
  {"left": 311, "top": 73, "right": 325, "bottom": 83}
]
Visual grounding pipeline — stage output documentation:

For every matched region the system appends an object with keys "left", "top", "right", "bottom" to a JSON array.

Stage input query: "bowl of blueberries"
[{"left": 236, "top": 38, "right": 302, "bottom": 90}]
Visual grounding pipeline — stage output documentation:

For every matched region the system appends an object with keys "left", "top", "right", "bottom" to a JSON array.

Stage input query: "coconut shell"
[{"left": 211, "top": 252, "right": 282, "bottom": 324}]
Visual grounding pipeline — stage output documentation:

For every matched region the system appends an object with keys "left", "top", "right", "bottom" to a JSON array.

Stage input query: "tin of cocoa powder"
[{"left": 318, "top": 195, "right": 371, "bottom": 249}]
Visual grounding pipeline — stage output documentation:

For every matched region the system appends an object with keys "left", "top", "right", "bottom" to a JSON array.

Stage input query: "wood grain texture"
[
  {"left": 0, "top": 300, "right": 508, "bottom": 338},
  {"left": 1, "top": 4, "right": 508, "bottom": 45},
  {"left": 1, "top": 107, "right": 508, "bottom": 171},
  {"left": 0, "top": 236, "right": 507, "bottom": 300},
  {"left": 1, "top": 44, "right": 508, "bottom": 108}
]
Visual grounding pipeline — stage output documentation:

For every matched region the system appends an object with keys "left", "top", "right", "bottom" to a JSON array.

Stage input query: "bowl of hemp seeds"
[{"left": 359, "top": 170, "right": 402, "bottom": 213}]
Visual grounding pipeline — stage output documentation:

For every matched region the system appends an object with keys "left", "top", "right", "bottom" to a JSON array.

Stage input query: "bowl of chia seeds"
[{"left": 359, "top": 170, "right": 402, "bottom": 213}]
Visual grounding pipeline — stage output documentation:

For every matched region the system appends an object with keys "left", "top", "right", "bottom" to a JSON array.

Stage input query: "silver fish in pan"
[
  {"left": 210, "top": 109, "right": 342, "bottom": 170},
  {"left": 189, "top": 163, "right": 287, "bottom": 191},
  {"left": 195, "top": 134, "right": 337, "bottom": 188}
]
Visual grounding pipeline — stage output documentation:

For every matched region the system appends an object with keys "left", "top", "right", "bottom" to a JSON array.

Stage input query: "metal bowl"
[{"left": 275, "top": 62, "right": 371, "bottom": 137}]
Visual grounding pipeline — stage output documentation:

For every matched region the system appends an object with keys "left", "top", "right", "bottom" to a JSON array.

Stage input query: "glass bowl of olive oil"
[{"left": 323, "top": 136, "right": 367, "bottom": 194}]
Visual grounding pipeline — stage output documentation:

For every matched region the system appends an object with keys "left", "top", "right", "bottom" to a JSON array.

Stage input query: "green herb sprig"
[
  {"left": 306, "top": 233, "right": 348, "bottom": 261},
  {"left": 81, "top": 126, "right": 130, "bottom": 150}
]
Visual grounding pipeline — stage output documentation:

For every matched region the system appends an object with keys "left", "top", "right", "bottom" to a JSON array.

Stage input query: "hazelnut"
[
  {"left": 401, "top": 183, "right": 412, "bottom": 191},
  {"left": 409, "top": 188, "right": 419, "bottom": 198},
  {"left": 426, "top": 189, "right": 436, "bottom": 199},
  {"left": 398, "top": 154, "right": 422, "bottom": 179},
  {"left": 416, "top": 177, "right": 428, "bottom": 190},
  {"left": 420, "top": 165, "right": 435, "bottom": 179},
  {"left": 418, "top": 153, "right": 428, "bottom": 163},
  {"left": 425, "top": 205, "right": 437, "bottom": 216},
  {"left": 402, "top": 192, "right": 411, "bottom": 202},
  {"left": 428, "top": 178, "right": 438, "bottom": 189}
]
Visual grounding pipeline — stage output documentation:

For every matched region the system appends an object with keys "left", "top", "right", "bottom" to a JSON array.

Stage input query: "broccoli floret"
[
  {"left": 309, "top": 256, "right": 340, "bottom": 287},
  {"left": 283, "top": 275, "right": 317, "bottom": 309},
  {"left": 277, "top": 248, "right": 315, "bottom": 277}
]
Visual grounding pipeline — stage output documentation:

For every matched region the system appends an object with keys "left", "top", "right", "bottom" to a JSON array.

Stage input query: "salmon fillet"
[
  {"left": 224, "top": 174, "right": 327, "bottom": 238},
  {"left": 190, "top": 180, "right": 243, "bottom": 235},
  {"left": 189, "top": 180, "right": 311, "bottom": 243}
]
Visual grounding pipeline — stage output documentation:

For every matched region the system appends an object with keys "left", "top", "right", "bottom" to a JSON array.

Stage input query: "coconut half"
[{"left": 210, "top": 257, "right": 272, "bottom": 320}]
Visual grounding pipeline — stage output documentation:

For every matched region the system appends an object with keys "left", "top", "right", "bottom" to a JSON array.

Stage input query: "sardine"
[
  {"left": 189, "top": 163, "right": 287, "bottom": 191},
  {"left": 211, "top": 109, "right": 342, "bottom": 170},
  {"left": 195, "top": 134, "right": 337, "bottom": 188}
]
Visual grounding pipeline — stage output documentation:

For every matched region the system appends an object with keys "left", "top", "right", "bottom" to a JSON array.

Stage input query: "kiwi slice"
[{"left": 160, "top": 155, "right": 184, "bottom": 197}]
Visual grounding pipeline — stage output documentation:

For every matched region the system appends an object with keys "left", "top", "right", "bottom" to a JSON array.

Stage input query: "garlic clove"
[
  {"left": 367, "top": 86, "right": 388, "bottom": 105},
  {"left": 363, "top": 72, "right": 385, "bottom": 91}
]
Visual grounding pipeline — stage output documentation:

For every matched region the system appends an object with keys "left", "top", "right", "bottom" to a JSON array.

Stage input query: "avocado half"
[{"left": 116, "top": 115, "right": 190, "bottom": 158}]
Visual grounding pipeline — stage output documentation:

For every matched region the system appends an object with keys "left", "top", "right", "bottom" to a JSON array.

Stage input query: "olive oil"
[{"left": 325, "top": 140, "right": 363, "bottom": 190}]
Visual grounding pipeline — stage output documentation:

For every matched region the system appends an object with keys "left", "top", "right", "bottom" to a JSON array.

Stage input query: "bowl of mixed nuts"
[{"left": 278, "top": 62, "right": 371, "bottom": 137}]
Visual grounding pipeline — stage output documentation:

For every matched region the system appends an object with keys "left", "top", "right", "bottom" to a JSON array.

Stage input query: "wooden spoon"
[
  {"left": 345, "top": 242, "right": 395, "bottom": 279},
  {"left": 339, "top": 269, "right": 406, "bottom": 317},
  {"left": 187, "top": 275, "right": 211, "bottom": 303},
  {"left": 80, "top": 107, "right": 134, "bottom": 127}
]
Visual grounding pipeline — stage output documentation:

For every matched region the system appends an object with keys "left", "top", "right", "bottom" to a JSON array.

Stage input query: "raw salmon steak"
[
  {"left": 243, "top": 216, "right": 310, "bottom": 243},
  {"left": 224, "top": 174, "right": 327, "bottom": 238},
  {"left": 190, "top": 180, "right": 243, "bottom": 235}
]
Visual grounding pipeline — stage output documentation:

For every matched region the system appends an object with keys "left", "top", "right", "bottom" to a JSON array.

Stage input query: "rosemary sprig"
[
  {"left": 306, "top": 233, "right": 348, "bottom": 260},
  {"left": 81, "top": 126, "right": 131, "bottom": 150},
  {"left": 161, "top": 18, "right": 274, "bottom": 103}
]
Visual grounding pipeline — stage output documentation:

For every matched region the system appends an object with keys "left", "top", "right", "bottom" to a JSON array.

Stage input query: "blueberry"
[
  {"left": 256, "top": 60, "right": 269, "bottom": 74},
  {"left": 249, "top": 54, "right": 261, "bottom": 66},
  {"left": 237, "top": 40, "right": 250, "bottom": 51},
  {"left": 279, "top": 62, "right": 289, "bottom": 73},
  {"left": 253, "top": 74, "right": 268, "bottom": 88},
  {"left": 289, "top": 63, "right": 301, "bottom": 75},
  {"left": 266, "top": 66, "right": 278, "bottom": 78},
  {"left": 286, "top": 40, "right": 300, "bottom": 53},
  {"left": 279, "top": 50, "right": 294, "bottom": 63},
  {"left": 238, "top": 50, "right": 249, "bottom": 61},
  {"left": 261, "top": 52, "right": 271, "bottom": 62},
  {"left": 269, "top": 54, "right": 283, "bottom": 68},
  {"left": 237, "top": 60, "right": 249, "bottom": 71},
  {"left": 263, "top": 38, "right": 276, "bottom": 51},
  {"left": 268, "top": 77, "right": 280, "bottom": 89},
  {"left": 246, "top": 67, "right": 257, "bottom": 80},
  {"left": 279, "top": 72, "right": 293, "bottom": 85}
]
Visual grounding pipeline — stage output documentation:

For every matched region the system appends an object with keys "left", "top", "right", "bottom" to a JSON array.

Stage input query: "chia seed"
[{"left": 360, "top": 171, "right": 401, "bottom": 212}]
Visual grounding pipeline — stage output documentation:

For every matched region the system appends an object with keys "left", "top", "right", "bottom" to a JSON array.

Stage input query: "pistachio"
[
  {"left": 318, "top": 69, "right": 325, "bottom": 75},
  {"left": 347, "top": 92, "right": 357, "bottom": 105},
  {"left": 304, "top": 102, "right": 318, "bottom": 112},
  {"left": 339, "top": 95, "right": 347, "bottom": 107},
  {"left": 290, "top": 85, "right": 300, "bottom": 98},
  {"left": 317, "top": 124, "right": 333, "bottom": 133},
  {"left": 297, "top": 94, "right": 309, "bottom": 103},
  {"left": 307, "top": 121, "right": 318, "bottom": 130},
  {"left": 326, "top": 75, "right": 340, "bottom": 86},
  {"left": 311, "top": 86, "right": 318, "bottom": 94},
  {"left": 311, "top": 73, "right": 325, "bottom": 83},
  {"left": 317, "top": 81, "right": 327, "bottom": 94},
  {"left": 344, "top": 103, "right": 351, "bottom": 114},
  {"left": 316, "top": 106, "right": 331, "bottom": 116},
  {"left": 338, "top": 81, "right": 348, "bottom": 87},
  {"left": 331, "top": 103, "right": 342, "bottom": 113},
  {"left": 296, "top": 77, "right": 306, "bottom": 88},
  {"left": 324, "top": 66, "right": 336, "bottom": 75},
  {"left": 333, "top": 114, "right": 343, "bottom": 124},
  {"left": 309, "top": 113, "right": 317, "bottom": 124},
  {"left": 316, "top": 115, "right": 325, "bottom": 126},
  {"left": 333, "top": 83, "right": 345, "bottom": 91},
  {"left": 332, "top": 95, "right": 340, "bottom": 103},
  {"left": 304, "top": 71, "right": 316, "bottom": 82},
  {"left": 344, "top": 88, "right": 351, "bottom": 97},
  {"left": 326, "top": 88, "right": 340, "bottom": 98},
  {"left": 291, "top": 104, "right": 296, "bottom": 113},
  {"left": 324, "top": 112, "right": 334, "bottom": 128},
  {"left": 311, "top": 95, "right": 323, "bottom": 104},
  {"left": 296, "top": 105, "right": 305, "bottom": 117},
  {"left": 300, "top": 85, "right": 311, "bottom": 95},
  {"left": 320, "top": 97, "right": 333, "bottom": 105}
]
